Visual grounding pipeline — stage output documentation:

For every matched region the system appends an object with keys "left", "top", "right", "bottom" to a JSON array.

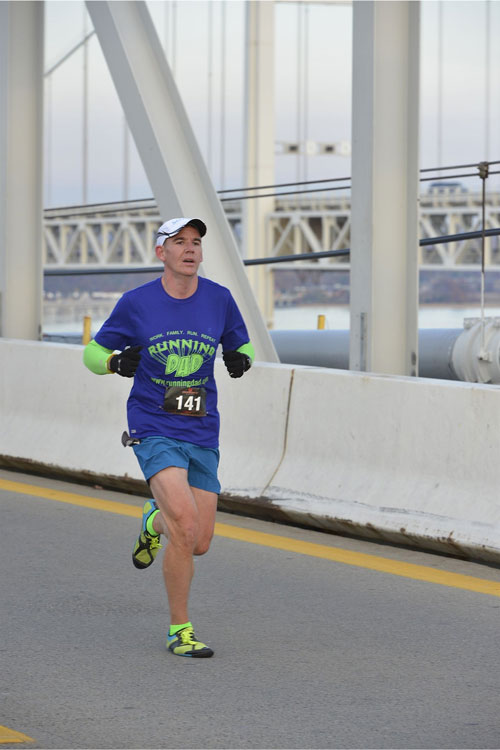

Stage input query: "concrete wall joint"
[{"left": 261, "top": 367, "right": 296, "bottom": 497}]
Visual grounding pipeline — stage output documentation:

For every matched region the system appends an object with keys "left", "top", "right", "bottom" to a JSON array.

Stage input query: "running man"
[{"left": 83, "top": 217, "right": 254, "bottom": 658}]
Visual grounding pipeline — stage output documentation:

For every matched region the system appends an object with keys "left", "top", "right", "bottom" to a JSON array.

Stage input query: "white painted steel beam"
[
  {"left": 0, "top": 1, "right": 44, "bottom": 340},
  {"left": 85, "top": 1, "right": 277, "bottom": 362},
  {"left": 349, "top": 1, "right": 420, "bottom": 375},
  {"left": 243, "top": 1, "right": 275, "bottom": 327}
]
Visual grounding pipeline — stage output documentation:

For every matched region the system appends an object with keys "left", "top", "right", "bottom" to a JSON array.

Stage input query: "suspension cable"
[{"left": 44, "top": 161, "right": 500, "bottom": 214}]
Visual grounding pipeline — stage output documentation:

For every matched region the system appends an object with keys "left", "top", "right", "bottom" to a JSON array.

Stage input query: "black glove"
[
  {"left": 223, "top": 350, "right": 251, "bottom": 378},
  {"left": 108, "top": 345, "right": 142, "bottom": 378}
]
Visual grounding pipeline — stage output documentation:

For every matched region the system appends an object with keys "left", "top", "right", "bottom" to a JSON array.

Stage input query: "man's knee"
[
  {"left": 168, "top": 517, "right": 197, "bottom": 551},
  {"left": 193, "top": 541, "right": 211, "bottom": 556},
  {"left": 193, "top": 530, "right": 214, "bottom": 556},
  {"left": 171, "top": 522, "right": 212, "bottom": 555}
]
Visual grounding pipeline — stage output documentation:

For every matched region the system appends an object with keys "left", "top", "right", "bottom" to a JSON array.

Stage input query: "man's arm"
[
  {"left": 83, "top": 339, "right": 142, "bottom": 377},
  {"left": 83, "top": 339, "right": 114, "bottom": 375},
  {"left": 236, "top": 342, "right": 254, "bottom": 363},
  {"left": 222, "top": 341, "right": 255, "bottom": 378}
]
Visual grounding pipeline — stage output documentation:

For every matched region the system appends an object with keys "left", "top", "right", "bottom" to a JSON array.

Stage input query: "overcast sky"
[{"left": 43, "top": 0, "right": 500, "bottom": 207}]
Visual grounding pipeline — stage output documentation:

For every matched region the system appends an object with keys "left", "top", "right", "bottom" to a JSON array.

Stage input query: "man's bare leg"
[{"left": 149, "top": 467, "right": 217, "bottom": 625}]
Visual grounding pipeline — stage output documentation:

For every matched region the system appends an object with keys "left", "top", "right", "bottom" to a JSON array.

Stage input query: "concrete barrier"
[
  {"left": 0, "top": 340, "right": 290, "bottom": 498},
  {"left": 1, "top": 338, "right": 500, "bottom": 562},
  {"left": 0, "top": 339, "right": 143, "bottom": 485},
  {"left": 216, "top": 360, "right": 291, "bottom": 499},
  {"left": 264, "top": 367, "right": 500, "bottom": 561}
]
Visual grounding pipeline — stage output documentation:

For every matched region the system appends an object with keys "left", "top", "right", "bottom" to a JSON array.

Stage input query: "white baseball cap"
[{"left": 155, "top": 217, "right": 207, "bottom": 246}]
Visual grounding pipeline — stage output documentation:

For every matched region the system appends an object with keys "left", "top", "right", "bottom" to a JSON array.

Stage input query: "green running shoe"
[
  {"left": 167, "top": 626, "right": 214, "bottom": 658},
  {"left": 132, "top": 499, "right": 162, "bottom": 569}
]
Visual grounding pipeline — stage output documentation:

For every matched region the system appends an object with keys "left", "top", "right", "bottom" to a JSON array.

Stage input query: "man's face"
[{"left": 156, "top": 225, "right": 203, "bottom": 277}]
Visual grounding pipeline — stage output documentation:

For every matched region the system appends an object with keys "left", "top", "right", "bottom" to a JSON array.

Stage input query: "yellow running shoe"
[
  {"left": 132, "top": 500, "right": 162, "bottom": 569},
  {"left": 167, "top": 626, "right": 214, "bottom": 658}
]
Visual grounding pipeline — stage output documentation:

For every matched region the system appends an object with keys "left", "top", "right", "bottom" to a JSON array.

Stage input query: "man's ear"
[{"left": 155, "top": 245, "right": 165, "bottom": 261}]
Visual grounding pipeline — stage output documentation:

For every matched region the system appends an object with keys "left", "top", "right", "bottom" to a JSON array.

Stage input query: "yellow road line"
[
  {"left": 214, "top": 523, "right": 500, "bottom": 597},
  {"left": 2, "top": 477, "right": 500, "bottom": 598},
  {"left": 0, "top": 478, "right": 141, "bottom": 519},
  {"left": 0, "top": 725, "right": 33, "bottom": 744}
]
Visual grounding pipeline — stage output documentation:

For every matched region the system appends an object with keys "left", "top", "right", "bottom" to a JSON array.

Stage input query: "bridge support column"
[
  {"left": 349, "top": 1, "right": 420, "bottom": 376},
  {"left": 0, "top": 1, "right": 44, "bottom": 340},
  {"left": 243, "top": 0, "right": 275, "bottom": 328},
  {"left": 85, "top": 1, "right": 277, "bottom": 362}
]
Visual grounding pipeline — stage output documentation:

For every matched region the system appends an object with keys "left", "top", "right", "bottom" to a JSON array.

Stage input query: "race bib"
[{"left": 163, "top": 386, "right": 207, "bottom": 417}]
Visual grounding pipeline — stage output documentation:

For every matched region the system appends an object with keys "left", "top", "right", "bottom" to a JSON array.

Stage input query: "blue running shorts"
[{"left": 133, "top": 436, "right": 221, "bottom": 494}]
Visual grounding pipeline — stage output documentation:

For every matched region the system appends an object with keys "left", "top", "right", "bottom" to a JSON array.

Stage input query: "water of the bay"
[
  {"left": 43, "top": 303, "right": 500, "bottom": 338},
  {"left": 273, "top": 304, "right": 500, "bottom": 331}
]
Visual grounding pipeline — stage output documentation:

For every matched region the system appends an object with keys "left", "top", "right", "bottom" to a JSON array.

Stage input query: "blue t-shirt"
[{"left": 94, "top": 276, "right": 249, "bottom": 448}]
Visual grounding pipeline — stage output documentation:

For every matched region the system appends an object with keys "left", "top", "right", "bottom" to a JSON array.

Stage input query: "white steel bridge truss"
[{"left": 43, "top": 190, "right": 500, "bottom": 271}]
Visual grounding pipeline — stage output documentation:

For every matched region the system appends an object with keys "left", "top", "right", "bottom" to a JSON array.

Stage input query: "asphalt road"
[{"left": 1, "top": 469, "right": 500, "bottom": 750}]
